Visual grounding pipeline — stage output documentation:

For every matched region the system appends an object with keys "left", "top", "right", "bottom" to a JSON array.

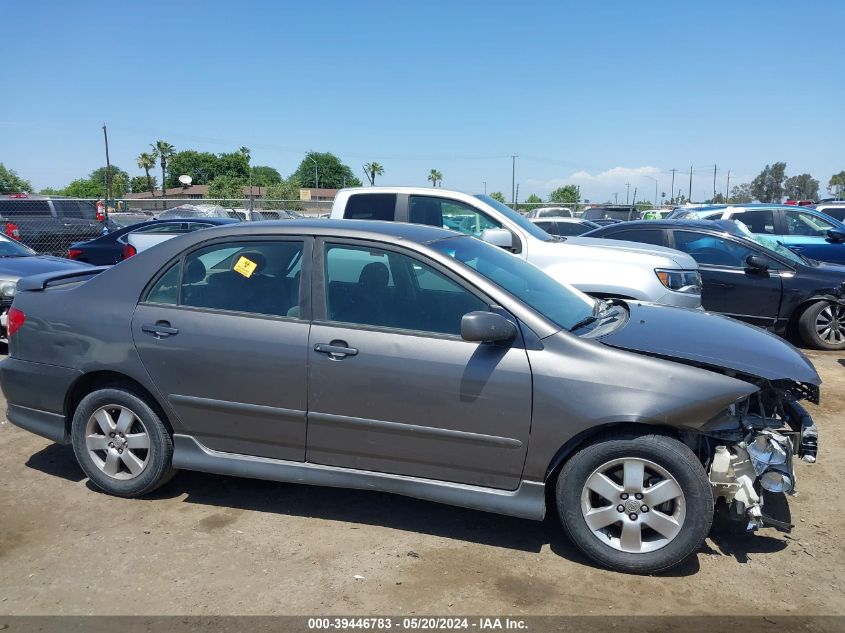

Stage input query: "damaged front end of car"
[{"left": 691, "top": 379, "right": 819, "bottom": 532}]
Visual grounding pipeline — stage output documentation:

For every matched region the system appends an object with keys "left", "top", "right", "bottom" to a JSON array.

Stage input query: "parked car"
[
  {"left": 526, "top": 206, "right": 573, "bottom": 218},
  {"left": 582, "top": 205, "right": 641, "bottom": 222},
  {"left": 584, "top": 219, "right": 845, "bottom": 349},
  {"left": 673, "top": 204, "right": 845, "bottom": 264},
  {"left": 106, "top": 212, "right": 154, "bottom": 231},
  {"left": 0, "top": 220, "right": 820, "bottom": 574},
  {"left": 642, "top": 209, "right": 671, "bottom": 220},
  {"left": 0, "top": 232, "right": 91, "bottom": 341},
  {"left": 330, "top": 188, "right": 703, "bottom": 309},
  {"left": 156, "top": 204, "right": 240, "bottom": 220},
  {"left": 68, "top": 218, "right": 239, "bottom": 265},
  {"left": 0, "top": 196, "right": 104, "bottom": 255},
  {"left": 529, "top": 217, "right": 602, "bottom": 236},
  {"left": 590, "top": 218, "right": 624, "bottom": 226},
  {"left": 814, "top": 203, "right": 845, "bottom": 223}
]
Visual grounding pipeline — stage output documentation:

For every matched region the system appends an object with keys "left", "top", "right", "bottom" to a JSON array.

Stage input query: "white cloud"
[{"left": 526, "top": 165, "right": 664, "bottom": 198}]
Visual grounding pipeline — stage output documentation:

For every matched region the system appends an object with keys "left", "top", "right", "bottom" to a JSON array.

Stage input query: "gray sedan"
[{"left": 0, "top": 220, "right": 821, "bottom": 574}]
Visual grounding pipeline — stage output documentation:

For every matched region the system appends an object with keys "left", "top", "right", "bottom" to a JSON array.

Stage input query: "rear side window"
[
  {"left": 344, "top": 194, "right": 396, "bottom": 221},
  {"left": 672, "top": 231, "right": 755, "bottom": 267},
  {"left": 147, "top": 263, "right": 180, "bottom": 305},
  {"left": 0, "top": 200, "right": 52, "bottom": 216},
  {"left": 733, "top": 209, "right": 775, "bottom": 234},
  {"left": 603, "top": 229, "right": 665, "bottom": 246},
  {"left": 53, "top": 200, "right": 97, "bottom": 219}
]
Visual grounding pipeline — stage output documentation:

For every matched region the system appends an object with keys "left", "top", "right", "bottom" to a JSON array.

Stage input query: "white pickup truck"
[{"left": 330, "top": 187, "right": 702, "bottom": 308}]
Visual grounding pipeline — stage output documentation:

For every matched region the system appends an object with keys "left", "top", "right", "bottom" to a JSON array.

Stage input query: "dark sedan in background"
[
  {"left": 584, "top": 219, "right": 845, "bottom": 350},
  {"left": 68, "top": 218, "right": 238, "bottom": 265}
]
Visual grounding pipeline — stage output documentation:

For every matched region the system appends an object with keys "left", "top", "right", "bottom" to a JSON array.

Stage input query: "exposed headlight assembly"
[
  {"left": 655, "top": 269, "right": 701, "bottom": 294},
  {"left": 0, "top": 280, "right": 17, "bottom": 298}
]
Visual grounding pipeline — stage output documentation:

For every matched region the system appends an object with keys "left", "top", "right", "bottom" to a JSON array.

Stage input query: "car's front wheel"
[
  {"left": 798, "top": 300, "right": 845, "bottom": 350},
  {"left": 71, "top": 387, "right": 175, "bottom": 497},
  {"left": 556, "top": 433, "right": 713, "bottom": 574}
]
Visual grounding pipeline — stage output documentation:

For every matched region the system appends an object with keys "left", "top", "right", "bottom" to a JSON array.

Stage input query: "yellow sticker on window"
[{"left": 233, "top": 256, "right": 258, "bottom": 278}]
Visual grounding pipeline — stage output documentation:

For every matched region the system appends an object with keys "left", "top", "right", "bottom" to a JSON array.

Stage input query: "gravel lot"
[{"left": 0, "top": 349, "right": 843, "bottom": 616}]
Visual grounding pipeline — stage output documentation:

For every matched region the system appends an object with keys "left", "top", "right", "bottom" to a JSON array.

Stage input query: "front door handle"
[
  {"left": 314, "top": 342, "right": 358, "bottom": 359},
  {"left": 141, "top": 321, "right": 179, "bottom": 339}
]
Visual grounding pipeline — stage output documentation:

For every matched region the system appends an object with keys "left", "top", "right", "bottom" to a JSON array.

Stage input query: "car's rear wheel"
[
  {"left": 798, "top": 300, "right": 845, "bottom": 350},
  {"left": 556, "top": 433, "right": 713, "bottom": 574},
  {"left": 71, "top": 387, "right": 175, "bottom": 497}
]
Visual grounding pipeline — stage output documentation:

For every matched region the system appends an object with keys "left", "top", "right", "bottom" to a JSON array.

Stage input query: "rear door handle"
[
  {"left": 141, "top": 322, "right": 179, "bottom": 338},
  {"left": 314, "top": 342, "right": 358, "bottom": 359}
]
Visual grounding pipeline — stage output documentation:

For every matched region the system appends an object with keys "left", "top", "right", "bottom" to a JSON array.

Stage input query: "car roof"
[
  {"left": 589, "top": 219, "right": 738, "bottom": 232},
  {"left": 193, "top": 218, "right": 460, "bottom": 244}
]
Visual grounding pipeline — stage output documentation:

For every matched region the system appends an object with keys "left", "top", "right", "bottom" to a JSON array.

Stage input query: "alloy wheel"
[
  {"left": 815, "top": 304, "right": 845, "bottom": 345},
  {"left": 580, "top": 457, "right": 686, "bottom": 554},
  {"left": 84, "top": 405, "right": 150, "bottom": 480}
]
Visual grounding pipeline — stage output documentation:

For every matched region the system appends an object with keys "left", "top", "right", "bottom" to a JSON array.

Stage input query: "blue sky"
[{"left": 2, "top": 0, "right": 844, "bottom": 203}]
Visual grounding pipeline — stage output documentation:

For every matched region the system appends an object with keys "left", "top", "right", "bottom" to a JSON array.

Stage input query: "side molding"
[{"left": 172, "top": 435, "right": 546, "bottom": 521}]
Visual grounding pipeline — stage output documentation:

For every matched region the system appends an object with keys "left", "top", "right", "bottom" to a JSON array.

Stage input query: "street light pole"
[
  {"left": 511, "top": 155, "right": 518, "bottom": 206},
  {"left": 483, "top": 181, "right": 487, "bottom": 194},
  {"left": 307, "top": 156, "right": 319, "bottom": 191}
]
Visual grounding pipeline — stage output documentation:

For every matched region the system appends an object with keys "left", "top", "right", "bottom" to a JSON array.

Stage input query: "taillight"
[
  {"left": 122, "top": 243, "right": 137, "bottom": 259},
  {"left": 67, "top": 248, "right": 83, "bottom": 260},
  {"left": 5, "top": 222, "right": 20, "bottom": 239},
  {"left": 7, "top": 307, "right": 25, "bottom": 336}
]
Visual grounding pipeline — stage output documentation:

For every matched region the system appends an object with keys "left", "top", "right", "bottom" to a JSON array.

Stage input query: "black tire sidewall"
[
  {"left": 556, "top": 434, "right": 713, "bottom": 575},
  {"left": 799, "top": 301, "right": 845, "bottom": 351},
  {"left": 71, "top": 387, "right": 173, "bottom": 497}
]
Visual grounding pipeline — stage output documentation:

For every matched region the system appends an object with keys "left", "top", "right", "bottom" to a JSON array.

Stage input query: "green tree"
[
  {"left": 489, "top": 191, "right": 506, "bottom": 203},
  {"left": 427, "top": 169, "right": 443, "bottom": 187},
  {"left": 264, "top": 176, "right": 304, "bottom": 209},
  {"left": 250, "top": 166, "right": 283, "bottom": 186},
  {"left": 136, "top": 152, "right": 158, "bottom": 196},
  {"left": 729, "top": 183, "right": 753, "bottom": 204},
  {"left": 520, "top": 193, "right": 543, "bottom": 211},
  {"left": 293, "top": 152, "right": 362, "bottom": 189},
  {"left": 827, "top": 171, "right": 845, "bottom": 198},
  {"left": 153, "top": 141, "right": 175, "bottom": 196},
  {"left": 130, "top": 175, "right": 157, "bottom": 193},
  {"left": 0, "top": 163, "right": 33, "bottom": 193},
  {"left": 165, "top": 150, "right": 218, "bottom": 187},
  {"left": 363, "top": 161, "right": 384, "bottom": 185},
  {"left": 750, "top": 162, "right": 787, "bottom": 203},
  {"left": 784, "top": 174, "right": 819, "bottom": 200},
  {"left": 548, "top": 184, "right": 579, "bottom": 204},
  {"left": 61, "top": 166, "right": 129, "bottom": 198},
  {"left": 207, "top": 175, "right": 247, "bottom": 205},
  {"left": 38, "top": 187, "right": 64, "bottom": 195},
  {"left": 216, "top": 152, "right": 250, "bottom": 181}
]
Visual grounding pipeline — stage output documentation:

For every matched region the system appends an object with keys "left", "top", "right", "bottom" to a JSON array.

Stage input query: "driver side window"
[
  {"left": 784, "top": 211, "right": 834, "bottom": 237},
  {"left": 409, "top": 196, "right": 501, "bottom": 238},
  {"left": 672, "top": 231, "right": 755, "bottom": 268}
]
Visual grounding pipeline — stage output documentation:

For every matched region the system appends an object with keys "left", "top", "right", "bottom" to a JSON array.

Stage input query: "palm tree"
[
  {"left": 136, "top": 152, "right": 157, "bottom": 197},
  {"left": 363, "top": 161, "right": 384, "bottom": 186},
  {"left": 428, "top": 169, "right": 443, "bottom": 187},
  {"left": 152, "top": 141, "right": 175, "bottom": 196}
]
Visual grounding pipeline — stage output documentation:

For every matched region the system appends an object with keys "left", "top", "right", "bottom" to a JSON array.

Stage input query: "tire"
[
  {"left": 798, "top": 301, "right": 845, "bottom": 351},
  {"left": 556, "top": 433, "right": 713, "bottom": 574},
  {"left": 71, "top": 387, "right": 175, "bottom": 497}
]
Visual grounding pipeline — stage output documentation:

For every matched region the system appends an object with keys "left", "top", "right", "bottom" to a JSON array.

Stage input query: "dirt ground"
[{"left": 0, "top": 349, "right": 843, "bottom": 617}]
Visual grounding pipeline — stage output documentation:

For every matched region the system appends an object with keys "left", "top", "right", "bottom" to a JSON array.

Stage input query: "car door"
[
  {"left": 778, "top": 208, "right": 845, "bottom": 264},
  {"left": 306, "top": 239, "right": 533, "bottom": 490},
  {"left": 132, "top": 237, "right": 311, "bottom": 460},
  {"left": 669, "top": 230, "right": 782, "bottom": 326}
]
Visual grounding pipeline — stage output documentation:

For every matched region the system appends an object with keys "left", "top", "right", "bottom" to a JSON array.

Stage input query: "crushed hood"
[{"left": 598, "top": 302, "right": 821, "bottom": 385}]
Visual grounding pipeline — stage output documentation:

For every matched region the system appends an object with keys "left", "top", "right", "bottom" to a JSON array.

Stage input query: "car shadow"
[
  {"left": 24, "top": 444, "right": 798, "bottom": 575},
  {"left": 838, "top": 359, "right": 845, "bottom": 368},
  {"left": 24, "top": 443, "right": 86, "bottom": 483}
]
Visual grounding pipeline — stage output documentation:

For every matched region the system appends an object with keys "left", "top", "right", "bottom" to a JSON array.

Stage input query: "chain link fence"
[{"left": 1, "top": 195, "right": 608, "bottom": 258}]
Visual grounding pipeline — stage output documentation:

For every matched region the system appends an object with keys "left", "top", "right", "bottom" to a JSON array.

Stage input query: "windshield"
[
  {"left": 731, "top": 221, "right": 808, "bottom": 265},
  {"left": 473, "top": 195, "right": 553, "bottom": 242},
  {"left": 0, "top": 234, "right": 35, "bottom": 257},
  {"left": 428, "top": 235, "right": 595, "bottom": 331}
]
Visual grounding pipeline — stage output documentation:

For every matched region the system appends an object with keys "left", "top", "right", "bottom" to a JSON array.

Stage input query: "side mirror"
[
  {"left": 460, "top": 311, "right": 517, "bottom": 343},
  {"left": 481, "top": 228, "right": 513, "bottom": 250},
  {"left": 826, "top": 229, "right": 845, "bottom": 243},
  {"left": 745, "top": 254, "right": 770, "bottom": 271}
]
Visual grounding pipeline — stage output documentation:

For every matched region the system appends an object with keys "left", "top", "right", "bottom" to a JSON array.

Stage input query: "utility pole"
[
  {"left": 625, "top": 183, "right": 630, "bottom": 205},
  {"left": 714, "top": 164, "right": 720, "bottom": 201},
  {"left": 511, "top": 155, "right": 518, "bottom": 206},
  {"left": 483, "top": 181, "right": 487, "bottom": 194},
  {"left": 614, "top": 192, "right": 618, "bottom": 204},
  {"left": 670, "top": 168, "right": 676, "bottom": 205},
  {"left": 688, "top": 165, "right": 693, "bottom": 203},
  {"left": 102, "top": 124, "right": 111, "bottom": 204},
  {"left": 725, "top": 170, "right": 731, "bottom": 202}
]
